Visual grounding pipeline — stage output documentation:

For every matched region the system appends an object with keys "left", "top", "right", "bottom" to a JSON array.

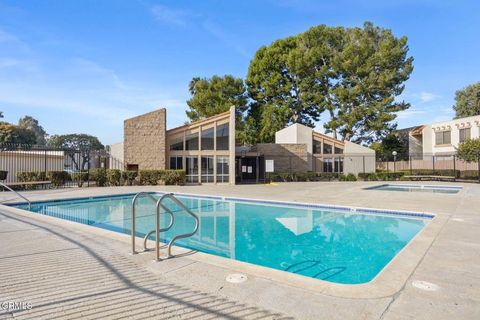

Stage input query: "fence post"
[
  {"left": 432, "top": 155, "right": 435, "bottom": 175},
  {"left": 409, "top": 155, "right": 412, "bottom": 176},
  {"left": 44, "top": 150, "right": 47, "bottom": 181},
  {"left": 87, "top": 149, "right": 90, "bottom": 187},
  {"left": 478, "top": 152, "right": 480, "bottom": 183},
  {"left": 453, "top": 155, "right": 456, "bottom": 182}
]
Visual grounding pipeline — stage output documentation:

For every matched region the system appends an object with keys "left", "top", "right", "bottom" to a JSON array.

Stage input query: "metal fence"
[
  {"left": 376, "top": 153, "right": 480, "bottom": 182},
  {"left": 0, "top": 144, "right": 125, "bottom": 188}
]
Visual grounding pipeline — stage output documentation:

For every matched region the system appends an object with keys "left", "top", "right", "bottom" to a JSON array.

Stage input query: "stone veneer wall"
[
  {"left": 124, "top": 109, "right": 166, "bottom": 170},
  {"left": 256, "top": 143, "right": 309, "bottom": 172}
]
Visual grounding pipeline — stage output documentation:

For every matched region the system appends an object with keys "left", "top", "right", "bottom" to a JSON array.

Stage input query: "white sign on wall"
[
  {"left": 265, "top": 160, "right": 274, "bottom": 172},
  {"left": 241, "top": 166, "right": 247, "bottom": 173}
]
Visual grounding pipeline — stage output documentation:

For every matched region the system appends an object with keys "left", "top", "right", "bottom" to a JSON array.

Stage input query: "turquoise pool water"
[
  {"left": 366, "top": 184, "right": 461, "bottom": 194},
  {"left": 12, "top": 193, "right": 430, "bottom": 284}
]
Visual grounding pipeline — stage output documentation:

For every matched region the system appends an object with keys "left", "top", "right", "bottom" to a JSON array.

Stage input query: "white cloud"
[
  {"left": 419, "top": 91, "right": 438, "bottom": 103},
  {"left": 201, "top": 20, "right": 250, "bottom": 58},
  {"left": 396, "top": 109, "right": 427, "bottom": 120},
  {"left": 150, "top": 5, "right": 189, "bottom": 27}
]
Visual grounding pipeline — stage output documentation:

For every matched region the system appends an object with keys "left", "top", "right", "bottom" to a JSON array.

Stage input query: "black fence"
[
  {"left": 0, "top": 144, "right": 124, "bottom": 188},
  {"left": 376, "top": 153, "right": 480, "bottom": 182}
]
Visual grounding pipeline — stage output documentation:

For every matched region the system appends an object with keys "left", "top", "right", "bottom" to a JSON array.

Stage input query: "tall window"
[
  {"left": 216, "top": 156, "right": 229, "bottom": 183},
  {"left": 169, "top": 156, "right": 183, "bottom": 170},
  {"left": 186, "top": 156, "right": 198, "bottom": 183},
  {"left": 201, "top": 127, "right": 214, "bottom": 150},
  {"left": 459, "top": 128, "right": 471, "bottom": 143},
  {"left": 186, "top": 132, "right": 199, "bottom": 150},
  {"left": 335, "top": 158, "right": 344, "bottom": 173},
  {"left": 323, "top": 158, "right": 333, "bottom": 172},
  {"left": 201, "top": 156, "right": 214, "bottom": 183},
  {"left": 435, "top": 131, "right": 451, "bottom": 145},
  {"left": 323, "top": 143, "right": 333, "bottom": 154},
  {"left": 216, "top": 123, "right": 229, "bottom": 150},
  {"left": 169, "top": 137, "right": 183, "bottom": 151},
  {"left": 313, "top": 140, "right": 322, "bottom": 154},
  {"left": 334, "top": 147, "right": 343, "bottom": 154}
]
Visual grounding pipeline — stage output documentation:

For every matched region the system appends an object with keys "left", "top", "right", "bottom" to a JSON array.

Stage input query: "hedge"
[
  {"left": 358, "top": 172, "right": 405, "bottom": 181},
  {"left": 90, "top": 168, "right": 107, "bottom": 187},
  {"left": 122, "top": 170, "right": 138, "bottom": 186},
  {"left": 106, "top": 169, "right": 121, "bottom": 186},
  {"left": 71, "top": 171, "right": 89, "bottom": 187},
  {"left": 47, "top": 171, "right": 70, "bottom": 187},
  {"left": 268, "top": 172, "right": 340, "bottom": 182},
  {"left": 339, "top": 173, "right": 357, "bottom": 181},
  {"left": 17, "top": 171, "right": 48, "bottom": 189},
  {"left": 138, "top": 170, "right": 186, "bottom": 185}
]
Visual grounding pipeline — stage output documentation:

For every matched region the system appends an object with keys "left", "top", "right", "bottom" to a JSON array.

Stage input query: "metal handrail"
[
  {"left": 162, "top": 194, "right": 200, "bottom": 258},
  {"left": 131, "top": 192, "right": 173, "bottom": 255},
  {"left": 131, "top": 192, "right": 200, "bottom": 260},
  {"left": 0, "top": 182, "right": 31, "bottom": 210}
]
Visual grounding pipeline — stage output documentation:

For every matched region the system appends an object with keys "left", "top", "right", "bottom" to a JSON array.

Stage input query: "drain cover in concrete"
[
  {"left": 226, "top": 273, "right": 247, "bottom": 283},
  {"left": 412, "top": 280, "right": 439, "bottom": 291}
]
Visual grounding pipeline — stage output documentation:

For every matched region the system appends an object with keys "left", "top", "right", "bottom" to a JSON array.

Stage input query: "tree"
[
  {"left": 186, "top": 75, "right": 248, "bottom": 122},
  {"left": 246, "top": 22, "right": 413, "bottom": 144},
  {"left": 0, "top": 123, "right": 37, "bottom": 145},
  {"left": 324, "top": 22, "right": 413, "bottom": 144},
  {"left": 453, "top": 82, "right": 480, "bottom": 118},
  {"left": 246, "top": 32, "right": 330, "bottom": 141},
  {"left": 456, "top": 138, "right": 480, "bottom": 162},
  {"left": 18, "top": 116, "right": 47, "bottom": 145},
  {"left": 47, "top": 134, "right": 104, "bottom": 170},
  {"left": 369, "top": 133, "right": 408, "bottom": 161}
]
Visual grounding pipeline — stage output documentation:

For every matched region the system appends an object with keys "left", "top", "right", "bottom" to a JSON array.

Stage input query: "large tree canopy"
[
  {"left": 246, "top": 22, "right": 413, "bottom": 144},
  {"left": 0, "top": 122, "right": 37, "bottom": 145},
  {"left": 47, "top": 134, "right": 104, "bottom": 170},
  {"left": 453, "top": 82, "right": 480, "bottom": 119},
  {"left": 186, "top": 75, "right": 248, "bottom": 122},
  {"left": 18, "top": 116, "right": 47, "bottom": 145}
]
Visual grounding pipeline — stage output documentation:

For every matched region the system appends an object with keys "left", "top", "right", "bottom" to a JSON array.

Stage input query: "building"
[
  {"left": 405, "top": 115, "right": 480, "bottom": 158},
  {"left": 118, "top": 106, "right": 375, "bottom": 184}
]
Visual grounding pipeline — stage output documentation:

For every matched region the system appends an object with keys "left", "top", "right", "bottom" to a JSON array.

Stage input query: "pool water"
[
  {"left": 12, "top": 194, "right": 430, "bottom": 284},
  {"left": 366, "top": 184, "right": 461, "bottom": 194}
]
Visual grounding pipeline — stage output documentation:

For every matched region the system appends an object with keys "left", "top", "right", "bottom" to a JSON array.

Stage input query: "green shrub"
[
  {"left": 163, "top": 170, "right": 186, "bottom": 185},
  {"left": 70, "top": 171, "right": 89, "bottom": 187},
  {"left": 375, "top": 171, "right": 405, "bottom": 181},
  {"left": 0, "top": 170, "right": 7, "bottom": 180},
  {"left": 459, "top": 170, "right": 479, "bottom": 180},
  {"left": 139, "top": 170, "right": 164, "bottom": 185},
  {"left": 339, "top": 173, "right": 357, "bottom": 181},
  {"left": 358, "top": 172, "right": 378, "bottom": 181},
  {"left": 17, "top": 171, "right": 47, "bottom": 189},
  {"left": 138, "top": 170, "right": 185, "bottom": 185},
  {"left": 315, "top": 172, "right": 339, "bottom": 181},
  {"left": 47, "top": 171, "right": 70, "bottom": 187},
  {"left": 106, "top": 169, "right": 121, "bottom": 186},
  {"left": 456, "top": 138, "right": 480, "bottom": 162},
  {"left": 90, "top": 168, "right": 107, "bottom": 187},
  {"left": 401, "top": 169, "right": 460, "bottom": 178},
  {"left": 122, "top": 170, "right": 138, "bottom": 186}
]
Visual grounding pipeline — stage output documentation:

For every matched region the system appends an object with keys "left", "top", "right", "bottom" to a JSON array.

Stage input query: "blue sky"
[{"left": 1, "top": 0, "right": 479, "bottom": 145}]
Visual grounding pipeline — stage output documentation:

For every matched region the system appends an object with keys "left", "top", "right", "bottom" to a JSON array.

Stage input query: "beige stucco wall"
[
  {"left": 0, "top": 151, "right": 64, "bottom": 183},
  {"left": 343, "top": 141, "right": 375, "bottom": 175},
  {"left": 422, "top": 115, "right": 480, "bottom": 156},
  {"left": 124, "top": 109, "right": 166, "bottom": 170}
]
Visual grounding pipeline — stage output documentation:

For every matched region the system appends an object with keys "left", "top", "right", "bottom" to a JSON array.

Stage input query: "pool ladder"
[
  {"left": 0, "top": 182, "right": 31, "bottom": 210},
  {"left": 131, "top": 192, "right": 199, "bottom": 261}
]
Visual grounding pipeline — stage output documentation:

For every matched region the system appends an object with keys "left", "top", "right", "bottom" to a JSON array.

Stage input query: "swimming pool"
[
  {"left": 11, "top": 193, "right": 431, "bottom": 284},
  {"left": 366, "top": 184, "right": 462, "bottom": 194}
]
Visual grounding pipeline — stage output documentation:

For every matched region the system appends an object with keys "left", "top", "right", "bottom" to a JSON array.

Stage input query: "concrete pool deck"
[{"left": 0, "top": 181, "right": 479, "bottom": 319}]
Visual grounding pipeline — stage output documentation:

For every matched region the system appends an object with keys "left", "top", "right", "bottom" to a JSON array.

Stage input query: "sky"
[{"left": 0, "top": 0, "right": 479, "bottom": 145}]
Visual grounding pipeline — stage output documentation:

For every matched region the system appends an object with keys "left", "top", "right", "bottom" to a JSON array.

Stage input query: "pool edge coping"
[{"left": 0, "top": 189, "right": 445, "bottom": 299}]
